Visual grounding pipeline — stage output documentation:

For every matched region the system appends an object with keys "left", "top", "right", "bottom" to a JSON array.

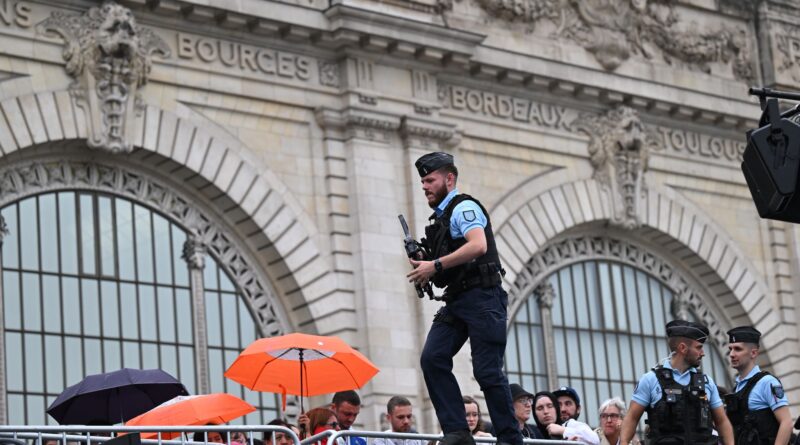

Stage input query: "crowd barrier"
[{"left": 0, "top": 426, "right": 574, "bottom": 445}]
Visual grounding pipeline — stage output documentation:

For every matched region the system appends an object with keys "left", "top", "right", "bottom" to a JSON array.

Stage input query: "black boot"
[{"left": 439, "top": 431, "right": 475, "bottom": 445}]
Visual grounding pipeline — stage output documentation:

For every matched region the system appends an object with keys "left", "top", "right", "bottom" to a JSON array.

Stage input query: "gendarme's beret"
[
  {"left": 728, "top": 326, "right": 761, "bottom": 345},
  {"left": 415, "top": 152, "right": 454, "bottom": 177},
  {"left": 666, "top": 320, "right": 709, "bottom": 343}
]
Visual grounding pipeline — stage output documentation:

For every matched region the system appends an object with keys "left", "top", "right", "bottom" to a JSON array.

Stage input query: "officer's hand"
[{"left": 407, "top": 259, "right": 435, "bottom": 285}]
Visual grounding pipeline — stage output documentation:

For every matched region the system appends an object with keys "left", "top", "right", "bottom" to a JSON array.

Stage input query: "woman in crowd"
[
  {"left": 306, "top": 407, "right": 341, "bottom": 445},
  {"left": 533, "top": 392, "right": 599, "bottom": 444},
  {"left": 595, "top": 398, "right": 640, "bottom": 445},
  {"left": 463, "top": 396, "right": 492, "bottom": 437}
]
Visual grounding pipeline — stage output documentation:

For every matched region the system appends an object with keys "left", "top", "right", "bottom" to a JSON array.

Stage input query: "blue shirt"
[
  {"left": 632, "top": 359, "right": 723, "bottom": 409},
  {"left": 734, "top": 365, "right": 788, "bottom": 411},
  {"left": 435, "top": 189, "right": 487, "bottom": 239}
]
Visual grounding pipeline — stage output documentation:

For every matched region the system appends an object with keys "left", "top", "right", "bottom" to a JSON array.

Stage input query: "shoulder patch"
[
  {"left": 772, "top": 385, "right": 784, "bottom": 399},
  {"left": 463, "top": 209, "right": 476, "bottom": 222}
]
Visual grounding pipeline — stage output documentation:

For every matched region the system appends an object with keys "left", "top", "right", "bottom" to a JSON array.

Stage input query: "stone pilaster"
[
  {"left": 534, "top": 281, "right": 558, "bottom": 389},
  {"left": 182, "top": 234, "right": 210, "bottom": 395},
  {"left": 0, "top": 215, "right": 8, "bottom": 424},
  {"left": 758, "top": 1, "right": 800, "bottom": 90}
]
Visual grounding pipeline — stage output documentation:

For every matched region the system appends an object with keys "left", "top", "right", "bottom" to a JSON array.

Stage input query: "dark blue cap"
[
  {"left": 728, "top": 326, "right": 760, "bottom": 345},
  {"left": 666, "top": 320, "right": 709, "bottom": 343},
  {"left": 415, "top": 152, "right": 454, "bottom": 177},
  {"left": 553, "top": 386, "right": 580, "bottom": 407}
]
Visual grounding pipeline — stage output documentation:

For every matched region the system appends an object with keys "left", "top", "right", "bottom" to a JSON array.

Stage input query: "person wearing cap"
[
  {"left": 553, "top": 386, "right": 582, "bottom": 422},
  {"left": 620, "top": 320, "right": 734, "bottom": 445},
  {"left": 508, "top": 383, "right": 542, "bottom": 439},
  {"left": 409, "top": 152, "right": 520, "bottom": 445},
  {"left": 725, "top": 326, "right": 792, "bottom": 445}
]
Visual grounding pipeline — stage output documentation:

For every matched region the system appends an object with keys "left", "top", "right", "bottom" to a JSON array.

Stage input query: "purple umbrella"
[{"left": 47, "top": 368, "right": 189, "bottom": 425}]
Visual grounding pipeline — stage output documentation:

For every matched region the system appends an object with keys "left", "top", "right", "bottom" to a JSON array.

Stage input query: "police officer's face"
[
  {"left": 728, "top": 342, "right": 757, "bottom": 370},
  {"left": 534, "top": 397, "right": 556, "bottom": 426},
  {"left": 556, "top": 396, "right": 579, "bottom": 422},
  {"left": 684, "top": 340, "right": 705, "bottom": 367},
  {"left": 513, "top": 397, "right": 532, "bottom": 423},
  {"left": 387, "top": 405, "right": 413, "bottom": 433},
  {"left": 421, "top": 171, "right": 452, "bottom": 208}
]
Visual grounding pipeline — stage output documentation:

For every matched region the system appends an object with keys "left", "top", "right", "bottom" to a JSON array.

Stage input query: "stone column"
[
  {"left": 534, "top": 281, "right": 558, "bottom": 389},
  {"left": 182, "top": 235, "right": 210, "bottom": 395},
  {"left": 0, "top": 215, "right": 8, "bottom": 424}
]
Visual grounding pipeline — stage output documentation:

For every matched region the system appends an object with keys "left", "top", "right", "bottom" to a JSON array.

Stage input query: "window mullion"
[
  {"left": 0, "top": 214, "right": 9, "bottom": 424},
  {"left": 182, "top": 235, "right": 210, "bottom": 394},
  {"left": 534, "top": 281, "right": 558, "bottom": 389}
]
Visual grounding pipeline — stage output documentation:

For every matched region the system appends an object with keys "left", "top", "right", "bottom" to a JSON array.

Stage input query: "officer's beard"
[{"left": 428, "top": 184, "right": 449, "bottom": 209}]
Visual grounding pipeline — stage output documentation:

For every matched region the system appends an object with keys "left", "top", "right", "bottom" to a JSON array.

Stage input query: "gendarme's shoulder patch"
[
  {"left": 463, "top": 209, "right": 476, "bottom": 222},
  {"left": 772, "top": 385, "right": 784, "bottom": 399}
]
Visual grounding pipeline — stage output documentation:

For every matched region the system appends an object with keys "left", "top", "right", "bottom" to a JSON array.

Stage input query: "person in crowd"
[
  {"left": 263, "top": 419, "right": 294, "bottom": 445},
  {"left": 554, "top": 386, "right": 582, "bottom": 422},
  {"left": 306, "top": 407, "right": 340, "bottom": 445},
  {"left": 463, "top": 396, "right": 492, "bottom": 437},
  {"left": 192, "top": 427, "right": 225, "bottom": 444},
  {"left": 374, "top": 396, "right": 425, "bottom": 445},
  {"left": 595, "top": 398, "right": 639, "bottom": 445},
  {"left": 409, "top": 152, "right": 522, "bottom": 445},
  {"left": 509, "top": 383, "right": 542, "bottom": 439},
  {"left": 620, "top": 320, "right": 733, "bottom": 445},
  {"left": 725, "top": 326, "right": 793, "bottom": 445},
  {"left": 533, "top": 392, "right": 598, "bottom": 444},
  {"left": 330, "top": 391, "right": 366, "bottom": 445}
]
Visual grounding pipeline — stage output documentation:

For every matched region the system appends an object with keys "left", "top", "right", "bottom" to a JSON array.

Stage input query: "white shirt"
[{"left": 563, "top": 419, "right": 600, "bottom": 445}]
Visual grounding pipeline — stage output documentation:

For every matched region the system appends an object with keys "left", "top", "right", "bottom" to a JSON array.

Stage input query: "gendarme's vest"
[
  {"left": 423, "top": 194, "right": 502, "bottom": 296},
  {"left": 725, "top": 371, "right": 780, "bottom": 445},
  {"left": 645, "top": 365, "right": 716, "bottom": 445}
]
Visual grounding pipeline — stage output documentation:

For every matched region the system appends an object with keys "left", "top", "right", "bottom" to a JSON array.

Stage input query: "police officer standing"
[
  {"left": 725, "top": 326, "right": 793, "bottom": 445},
  {"left": 406, "top": 152, "right": 521, "bottom": 445},
  {"left": 620, "top": 320, "right": 734, "bottom": 445}
]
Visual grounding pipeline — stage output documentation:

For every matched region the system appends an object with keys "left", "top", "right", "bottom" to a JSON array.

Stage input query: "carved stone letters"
[{"left": 37, "top": 2, "right": 170, "bottom": 154}]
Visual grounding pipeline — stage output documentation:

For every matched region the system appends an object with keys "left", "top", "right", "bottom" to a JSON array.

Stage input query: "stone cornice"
[{"left": 121, "top": 0, "right": 760, "bottom": 130}]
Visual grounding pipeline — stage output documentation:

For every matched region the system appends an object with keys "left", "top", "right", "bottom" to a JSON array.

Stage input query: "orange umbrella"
[
  {"left": 224, "top": 333, "right": 379, "bottom": 411},
  {"left": 125, "top": 393, "right": 255, "bottom": 439}
]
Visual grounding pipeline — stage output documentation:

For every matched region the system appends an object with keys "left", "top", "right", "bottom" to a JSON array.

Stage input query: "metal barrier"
[
  {"left": 310, "top": 429, "right": 576, "bottom": 445},
  {"left": 0, "top": 425, "right": 300, "bottom": 445}
]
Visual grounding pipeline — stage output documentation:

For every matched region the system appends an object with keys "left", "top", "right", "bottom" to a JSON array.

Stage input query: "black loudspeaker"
[{"left": 742, "top": 88, "right": 800, "bottom": 223}]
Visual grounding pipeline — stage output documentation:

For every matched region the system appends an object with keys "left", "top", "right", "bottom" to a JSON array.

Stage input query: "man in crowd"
[
  {"left": 553, "top": 386, "right": 581, "bottom": 422},
  {"left": 373, "top": 396, "right": 425, "bottom": 445},
  {"left": 408, "top": 152, "right": 521, "bottom": 445},
  {"left": 620, "top": 320, "right": 733, "bottom": 445},
  {"left": 330, "top": 391, "right": 366, "bottom": 445},
  {"left": 725, "top": 326, "right": 793, "bottom": 445}
]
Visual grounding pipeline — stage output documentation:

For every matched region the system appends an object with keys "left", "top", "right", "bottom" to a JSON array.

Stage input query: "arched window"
[
  {"left": 1, "top": 191, "right": 279, "bottom": 424},
  {"left": 506, "top": 259, "right": 732, "bottom": 426}
]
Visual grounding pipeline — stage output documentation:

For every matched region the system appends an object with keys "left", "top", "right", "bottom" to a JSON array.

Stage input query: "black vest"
[
  {"left": 423, "top": 194, "right": 502, "bottom": 296},
  {"left": 645, "top": 365, "right": 716, "bottom": 445},
  {"left": 725, "top": 371, "right": 780, "bottom": 445}
]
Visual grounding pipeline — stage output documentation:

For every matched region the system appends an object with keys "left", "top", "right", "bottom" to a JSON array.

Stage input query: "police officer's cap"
[
  {"left": 509, "top": 383, "right": 534, "bottom": 401},
  {"left": 727, "top": 326, "right": 761, "bottom": 345},
  {"left": 415, "top": 152, "right": 454, "bottom": 177},
  {"left": 553, "top": 386, "right": 581, "bottom": 407},
  {"left": 665, "top": 320, "right": 709, "bottom": 343}
]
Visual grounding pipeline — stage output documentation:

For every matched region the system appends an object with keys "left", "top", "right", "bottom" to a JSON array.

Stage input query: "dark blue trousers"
[{"left": 420, "top": 285, "right": 522, "bottom": 445}]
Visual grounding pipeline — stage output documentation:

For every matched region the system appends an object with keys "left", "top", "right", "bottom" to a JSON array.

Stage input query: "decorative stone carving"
[
  {"left": 573, "top": 106, "right": 658, "bottom": 229},
  {"left": 182, "top": 235, "right": 208, "bottom": 270},
  {"left": 0, "top": 215, "right": 8, "bottom": 246},
  {"left": 533, "top": 281, "right": 555, "bottom": 309},
  {"left": 512, "top": 236, "right": 729, "bottom": 348},
  {"left": 36, "top": 2, "right": 170, "bottom": 154},
  {"left": 0, "top": 159, "right": 287, "bottom": 338},
  {"left": 444, "top": 0, "right": 753, "bottom": 80},
  {"left": 319, "top": 61, "right": 341, "bottom": 87},
  {"left": 400, "top": 116, "right": 461, "bottom": 150},
  {"left": 774, "top": 24, "right": 800, "bottom": 85}
]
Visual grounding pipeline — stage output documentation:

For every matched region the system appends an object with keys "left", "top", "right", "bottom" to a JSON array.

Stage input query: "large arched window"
[
  {"left": 506, "top": 259, "right": 732, "bottom": 426},
  {"left": 1, "top": 191, "right": 279, "bottom": 424}
]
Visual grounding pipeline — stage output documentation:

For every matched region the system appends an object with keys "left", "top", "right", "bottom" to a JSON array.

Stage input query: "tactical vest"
[
  {"left": 645, "top": 365, "right": 716, "bottom": 445},
  {"left": 422, "top": 194, "right": 503, "bottom": 296},
  {"left": 724, "top": 371, "right": 780, "bottom": 445}
]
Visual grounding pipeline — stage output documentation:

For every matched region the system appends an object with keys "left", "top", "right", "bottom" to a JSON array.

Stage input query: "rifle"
[{"left": 398, "top": 214, "right": 438, "bottom": 300}]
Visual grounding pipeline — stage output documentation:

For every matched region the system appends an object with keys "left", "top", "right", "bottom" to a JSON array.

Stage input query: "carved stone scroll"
[{"left": 37, "top": 2, "right": 170, "bottom": 154}]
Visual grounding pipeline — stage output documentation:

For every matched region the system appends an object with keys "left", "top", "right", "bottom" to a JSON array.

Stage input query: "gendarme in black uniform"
[{"left": 414, "top": 152, "right": 522, "bottom": 445}]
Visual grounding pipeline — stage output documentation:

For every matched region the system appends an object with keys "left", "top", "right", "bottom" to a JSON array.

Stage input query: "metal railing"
[
  {"left": 0, "top": 426, "right": 577, "bottom": 445},
  {"left": 0, "top": 425, "right": 299, "bottom": 445}
]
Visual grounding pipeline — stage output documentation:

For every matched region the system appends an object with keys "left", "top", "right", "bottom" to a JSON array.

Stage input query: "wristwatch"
[{"left": 434, "top": 258, "right": 443, "bottom": 273}]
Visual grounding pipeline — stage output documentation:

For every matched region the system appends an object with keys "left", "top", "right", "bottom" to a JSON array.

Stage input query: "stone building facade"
[{"left": 0, "top": 0, "right": 798, "bottom": 431}]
